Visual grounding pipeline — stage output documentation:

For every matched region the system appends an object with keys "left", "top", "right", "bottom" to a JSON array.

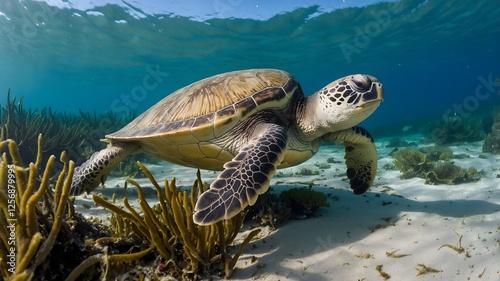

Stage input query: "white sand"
[{"left": 74, "top": 135, "right": 500, "bottom": 281}]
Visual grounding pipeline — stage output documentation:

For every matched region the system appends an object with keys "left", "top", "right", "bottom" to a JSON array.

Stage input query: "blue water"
[{"left": 1, "top": 0, "right": 499, "bottom": 134}]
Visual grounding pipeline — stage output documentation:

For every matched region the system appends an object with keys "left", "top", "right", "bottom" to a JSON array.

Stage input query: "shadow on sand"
[{"left": 231, "top": 187, "right": 499, "bottom": 280}]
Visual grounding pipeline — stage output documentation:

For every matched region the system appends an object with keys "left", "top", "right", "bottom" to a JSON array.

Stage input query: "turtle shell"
[{"left": 108, "top": 69, "right": 298, "bottom": 145}]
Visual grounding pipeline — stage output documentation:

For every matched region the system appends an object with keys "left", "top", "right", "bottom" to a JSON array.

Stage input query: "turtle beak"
[
  {"left": 357, "top": 75, "right": 383, "bottom": 100},
  {"left": 365, "top": 75, "right": 384, "bottom": 102},
  {"left": 351, "top": 76, "right": 383, "bottom": 113}
]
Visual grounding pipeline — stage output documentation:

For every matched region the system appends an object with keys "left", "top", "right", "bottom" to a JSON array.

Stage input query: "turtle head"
[{"left": 306, "top": 74, "right": 383, "bottom": 135}]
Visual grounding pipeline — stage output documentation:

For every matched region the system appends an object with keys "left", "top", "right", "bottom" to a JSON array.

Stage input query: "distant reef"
[
  {"left": 0, "top": 89, "right": 155, "bottom": 177},
  {"left": 482, "top": 107, "right": 500, "bottom": 155}
]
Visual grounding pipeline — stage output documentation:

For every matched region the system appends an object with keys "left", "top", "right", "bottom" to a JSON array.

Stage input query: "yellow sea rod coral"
[
  {"left": 90, "top": 162, "right": 261, "bottom": 279},
  {"left": 0, "top": 135, "right": 73, "bottom": 280},
  {"left": 0, "top": 135, "right": 260, "bottom": 280}
]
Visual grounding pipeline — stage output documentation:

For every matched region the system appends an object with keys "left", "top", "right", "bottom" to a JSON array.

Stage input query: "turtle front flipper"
[
  {"left": 324, "top": 126, "right": 377, "bottom": 195},
  {"left": 193, "top": 123, "right": 287, "bottom": 225},
  {"left": 70, "top": 142, "right": 140, "bottom": 196}
]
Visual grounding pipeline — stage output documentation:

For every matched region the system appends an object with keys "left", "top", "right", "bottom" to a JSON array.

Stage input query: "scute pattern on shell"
[{"left": 109, "top": 69, "right": 292, "bottom": 138}]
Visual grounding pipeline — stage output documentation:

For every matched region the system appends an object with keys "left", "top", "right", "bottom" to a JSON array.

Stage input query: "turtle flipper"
[
  {"left": 324, "top": 126, "right": 377, "bottom": 194},
  {"left": 193, "top": 124, "right": 287, "bottom": 225},
  {"left": 70, "top": 142, "right": 140, "bottom": 196}
]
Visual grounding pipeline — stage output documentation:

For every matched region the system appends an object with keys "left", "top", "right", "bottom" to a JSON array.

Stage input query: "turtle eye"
[{"left": 349, "top": 75, "right": 372, "bottom": 92}]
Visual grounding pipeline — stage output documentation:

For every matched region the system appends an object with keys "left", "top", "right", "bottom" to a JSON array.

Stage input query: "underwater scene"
[{"left": 1, "top": 0, "right": 499, "bottom": 280}]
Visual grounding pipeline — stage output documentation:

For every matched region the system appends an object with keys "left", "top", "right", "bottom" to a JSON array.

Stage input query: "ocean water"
[
  {"left": 1, "top": 0, "right": 499, "bottom": 135},
  {"left": 1, "top": 2, "right": 499, "bottom": 280}
]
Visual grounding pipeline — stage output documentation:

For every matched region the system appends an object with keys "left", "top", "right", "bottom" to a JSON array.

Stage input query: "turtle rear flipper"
[
  {"left": 193, "top": 123, "right": 287, "bottom": 225},
  {"left": 325, "top": 126, "right": 377, "bottom": 194},
  {"left": 70, "top": 142, "right": 140, "bottom": 196}
]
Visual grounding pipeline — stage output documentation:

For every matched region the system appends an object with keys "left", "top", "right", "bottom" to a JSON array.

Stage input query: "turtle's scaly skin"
[
  {"left": 70, "top": 69, "right": 384, "bottom": 226},
  {"left": 194, "top": 123, "right": 288, "bottom": 223}
]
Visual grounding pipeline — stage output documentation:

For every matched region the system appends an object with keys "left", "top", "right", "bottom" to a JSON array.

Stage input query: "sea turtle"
[{"left": 70, "top": 69, "right": 383, "bottom": 225}]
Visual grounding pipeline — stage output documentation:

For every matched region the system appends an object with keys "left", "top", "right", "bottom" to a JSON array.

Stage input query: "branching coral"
[
  {"left": 90, "top": 163, "right": 261, "bottom": 279},
  {"left": 0, "top": 135, "right": 150, "bottom": 281},
  {"left": 1, "top": 135, "right": 262, "bottom": 280},
  {"left": 430, "top": 115, "right": 485, "bottom": 145},
  {"left": 0, "top": 135, "right": 74, "bottom": 280}
]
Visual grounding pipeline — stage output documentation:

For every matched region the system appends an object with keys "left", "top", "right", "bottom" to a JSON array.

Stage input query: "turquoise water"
[{"left": 1, "top": 0, "right": 499, "bottom": 133}]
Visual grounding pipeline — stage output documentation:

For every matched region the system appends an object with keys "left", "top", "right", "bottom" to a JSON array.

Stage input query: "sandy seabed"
[{"left": 74, "top": 135, "right": 500, "bottom": 281}]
